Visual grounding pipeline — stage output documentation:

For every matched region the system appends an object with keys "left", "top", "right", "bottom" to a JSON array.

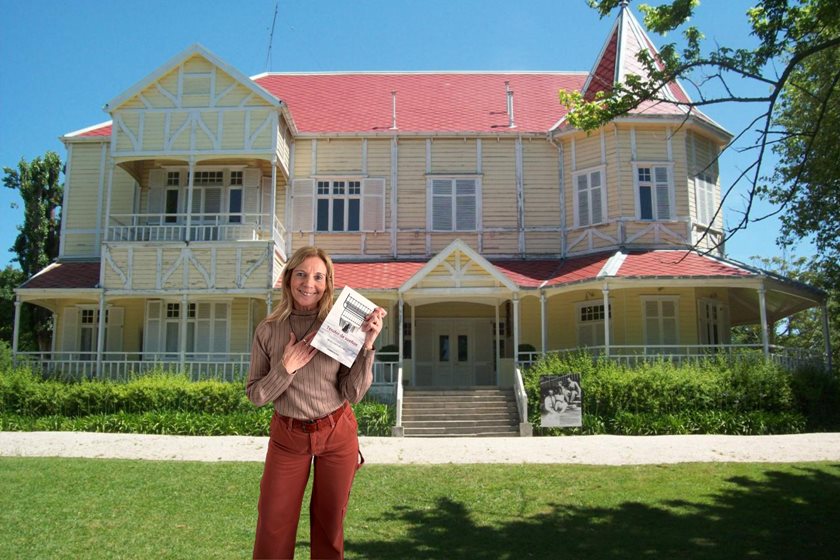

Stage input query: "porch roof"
[
  {"left": 327, "top": 249, "right": 759, "bottom": 291},
  {"left": 19, "top": 261, "right": 100, "bottom": 290}
]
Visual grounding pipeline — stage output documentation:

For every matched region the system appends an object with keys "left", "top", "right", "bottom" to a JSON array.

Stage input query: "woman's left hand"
[{"left": 361, "top": 307, "right": 388, "bottom": 350}]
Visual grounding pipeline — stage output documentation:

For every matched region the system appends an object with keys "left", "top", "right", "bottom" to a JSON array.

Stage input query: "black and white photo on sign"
[{"left": 540, "top": 373, "right": 583, "bottom": 428}]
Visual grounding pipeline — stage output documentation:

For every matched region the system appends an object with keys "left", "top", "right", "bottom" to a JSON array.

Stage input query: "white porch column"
[
  {"left": 539, "top": 291, "right": 547, "bottom": 355},
  {"left": 267, "top": 291, "right": 273, "bottom": 316},
  {"left": 12, "top": 298, "right": 21, "bottom": 361},
  {"left": 185, "top": 158, "right": 195, "bottom": 242},
  {"left": 179, "top": 294, "right": 188, "bottom": 372},
  {"left": 602, "top": 283, "right": 611, "bottom": 358},
  {"left": 495, "top": 302, "right": 501, "bottom": 384},
  {"left": 512, "top": 294, "right": 521, "bottom": 364},
  {"left": 103, "top": 158, "right": 115, "bottom": 242},
  {"left": 758, "top": 284, "right": 770, "bottom": 359},
  {"left": 398, "top": 296, "right": 404, "bottom": 361},
  {"left": 96, "top": 291, "right": 106, "bottom": 377},
  {"left": 823, "top": 303, "right": 833, "bottom": 371},
  {"left": 269, "top": 158, "right": 278, "bottom": 279}
]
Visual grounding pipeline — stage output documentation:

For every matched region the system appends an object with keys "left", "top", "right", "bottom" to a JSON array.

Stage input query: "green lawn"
[{"left": 2, "top": 458, "right": 839, "bottom": 559}]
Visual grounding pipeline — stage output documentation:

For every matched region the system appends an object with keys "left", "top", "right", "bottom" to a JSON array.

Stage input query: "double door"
[{"left": 415, "top": 319, "right": 494, "bottom": 386}]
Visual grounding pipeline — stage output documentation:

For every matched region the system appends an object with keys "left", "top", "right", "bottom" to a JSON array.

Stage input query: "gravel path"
[{"left": 2, "top": 431, "right": 839, "bottom": 465}]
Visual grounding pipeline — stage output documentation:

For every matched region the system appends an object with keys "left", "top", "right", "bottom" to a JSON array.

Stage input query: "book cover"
[{"left": 310, "top": 286, "right": 376, "bottom": 367}]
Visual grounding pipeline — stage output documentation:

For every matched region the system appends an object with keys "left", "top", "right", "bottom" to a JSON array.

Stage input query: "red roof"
[
  {"left": 333, "top": 260, "right": 427, "bottom": 290},
  {"left": 254, "top": 73, "right": 587, "bottom": 134},
  {"left": 300, "top": 250, "right": 754, "bottom": 291},
  {"left": 616, "top": 251, "right": 752, "bottom": 278},
  {"left": 20, "top": 262, "right": 100, "bottom": 289}
]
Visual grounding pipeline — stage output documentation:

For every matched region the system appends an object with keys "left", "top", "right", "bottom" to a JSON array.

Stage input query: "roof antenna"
[
  {"left": 390, "top": 91, "right": 398, "bottom": 130},
  {"left": 264, "top": 0, "right": 279, "bottom": 71},
  {"left": 506, "top": 81, "right": 516, "bottom": 129}
]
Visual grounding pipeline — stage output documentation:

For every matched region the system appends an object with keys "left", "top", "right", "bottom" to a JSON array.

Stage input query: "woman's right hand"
[{"left": 282, "top": 332, "right": 318, "bottom": 374}]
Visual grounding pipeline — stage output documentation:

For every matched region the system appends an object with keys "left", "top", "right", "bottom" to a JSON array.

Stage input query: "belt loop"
[{"left": 327, "top": 411, "right": 336, "bottom": 428}]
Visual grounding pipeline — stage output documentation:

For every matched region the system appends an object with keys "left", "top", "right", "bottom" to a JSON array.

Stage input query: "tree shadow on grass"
[{"left": 347, "top": 465, "right": 840, "bottom": 560}]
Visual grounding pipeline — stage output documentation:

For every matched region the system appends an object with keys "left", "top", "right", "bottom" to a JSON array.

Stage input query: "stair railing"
[{"left": 513, "top": 366, "right": 528, "bottom": 425}]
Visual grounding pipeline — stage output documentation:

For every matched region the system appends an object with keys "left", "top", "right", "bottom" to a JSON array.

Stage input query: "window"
[
  {"left": 642, "top": 297, "right": 679, "bottom": 346},
  {"left": 316, "top": 180, "right": 361, "bottom": 232},
  {"left": 146, "top": 301, "right": 229, "bottom": 356},
  {"left": 431, "top": 178, "right": 478, "bottom": 231},
  {"left": 192, "top": 171, "right": 224, "bottom": 186},
  {"left": 577, "top": 303, "right": 611, "bottom": 347},
  {"left": 573, "top": 168, "right": 606, "bottom": 227},
  {"left": 228, "top": 189, "right": 243, "bottom": 224},
  {"left": 636, "top": 165, "right": 672, "bottom": 220},
  {"left": 694, "top": 172, "right": 717, "bottom": 226}
]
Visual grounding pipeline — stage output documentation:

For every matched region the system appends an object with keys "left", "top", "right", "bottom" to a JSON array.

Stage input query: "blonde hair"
[{"left": 266, "top": 246, "right": 335, "bottom": 324}]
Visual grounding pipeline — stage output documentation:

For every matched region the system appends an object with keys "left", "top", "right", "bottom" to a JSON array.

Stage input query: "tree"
[
  {"left": 560, "top": 0, "right": 840, "bottom": 266},
  {"left": 2, "top": 151, "right": 63, "bottom": 350},
  {"left": 0, "top": 266, "right": 26, "bottom": 344}
]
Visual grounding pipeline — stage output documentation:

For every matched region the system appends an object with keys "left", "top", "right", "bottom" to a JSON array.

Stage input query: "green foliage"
[
  {"left": 523, "top": 351, "right": 834, "bottom": 435},
  {"left": 2, "top": 151, "right": 63, "bottom": 350},
  {"left": 0, "top": 368, "right": 395, "bottom": 436}
]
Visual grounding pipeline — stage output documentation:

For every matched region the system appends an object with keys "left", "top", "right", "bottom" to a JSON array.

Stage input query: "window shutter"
[
  {"left": 144, "top": 301, "right": 161, "bottom": 354},
  {"left": 577, "top": 174, "right": 589, "bottom": 227},
  {"left": 148, "top": 169, "right": 166, "bottom": 223},
  {"left": 591, "top": 171, "right": 603, "bottom": 224},
  {"left": 432, "top": 180, "right": 453, "bottom": 231},
  {"left": 291, "top": 179, "right": 315, "bottom": 231},
  {"left": 213, "top": 303, "right": 229, "bottom": 354},
  {"left": 61, "top": 308, "right": 79, "bottom": 353},
  {"left": 455, "top": 179, "right": 476, "bottom": 230},
  {"left": 106, "top": 307, "right": 124, "bottom": 352},
  {"left": 205, "top": 188, "right": 222, "bottom": 214},
  {"left": 362, "top": 178, "right": 386, "bottom": 231},
  {"left": 260, "top": 176, "right": 273, "bottom": 227},
  {"left": 655, "top": 167, "right": 671, "bottom": 219}
]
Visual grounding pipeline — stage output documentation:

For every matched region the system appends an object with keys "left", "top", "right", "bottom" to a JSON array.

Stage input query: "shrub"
[{"left": 523, "top": 352, "right": 808, "bottom": 435}]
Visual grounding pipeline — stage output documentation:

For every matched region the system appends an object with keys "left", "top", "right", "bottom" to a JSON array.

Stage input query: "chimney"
[
  {"left": 506, "top": 81, "right": 516, "bottom": 129},
  {"left": 390, "top": 90, "right": 398, "bottom": 130}
]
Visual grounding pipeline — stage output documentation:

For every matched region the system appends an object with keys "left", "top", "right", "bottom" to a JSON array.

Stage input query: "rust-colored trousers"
[{"left": 253, "top": 403, "right": 362, "bottom": 560}]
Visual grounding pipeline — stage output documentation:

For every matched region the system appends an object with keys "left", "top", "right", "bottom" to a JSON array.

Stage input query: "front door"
[{"left": 415, "top": 319, "right": 494, "bottom": 386}]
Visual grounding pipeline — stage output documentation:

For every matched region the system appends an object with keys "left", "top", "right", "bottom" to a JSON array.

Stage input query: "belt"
[{"left": 279, "top": 402, "right": 348, "bottom": 433}]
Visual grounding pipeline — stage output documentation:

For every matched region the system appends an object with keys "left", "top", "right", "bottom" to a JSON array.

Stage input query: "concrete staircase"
[{"left": 401, "top": 387, "right": 520, "bottom": 437}]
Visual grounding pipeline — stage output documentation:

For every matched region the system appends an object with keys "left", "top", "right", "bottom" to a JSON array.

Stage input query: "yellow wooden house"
[{"left": 13, "top": 5, "right": 828, "bottom": 434}]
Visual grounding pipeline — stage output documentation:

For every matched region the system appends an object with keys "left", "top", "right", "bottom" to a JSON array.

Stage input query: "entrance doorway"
[{"left": 414, "top": 319, "right": 495, "bottom": 386}]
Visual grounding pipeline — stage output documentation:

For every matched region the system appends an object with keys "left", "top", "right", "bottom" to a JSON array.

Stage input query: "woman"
[{"left": 247, "top": 246, "right": 386, "bottom": 560}]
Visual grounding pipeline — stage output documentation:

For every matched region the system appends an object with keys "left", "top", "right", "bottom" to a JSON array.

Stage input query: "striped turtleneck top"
[{"left": 246, "top": 307, "right": 375, "bottom": 420}]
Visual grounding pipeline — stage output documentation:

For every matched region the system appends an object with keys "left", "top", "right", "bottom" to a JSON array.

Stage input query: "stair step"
[{"left": 400, "top": 387, "right": 521, "bottom": 437}]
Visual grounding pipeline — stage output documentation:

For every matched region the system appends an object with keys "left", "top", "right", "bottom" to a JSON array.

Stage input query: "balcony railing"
[
  {"left": 517, "top": 344, "right": 826, "bottom": 371},
  {"left": 106, "top": 213, "right": 285, "bottom": 245}
]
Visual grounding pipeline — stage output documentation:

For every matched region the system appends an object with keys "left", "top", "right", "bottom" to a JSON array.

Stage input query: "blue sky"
[{"left": 0, "top": 0, "right": 814, "bottom": 269}]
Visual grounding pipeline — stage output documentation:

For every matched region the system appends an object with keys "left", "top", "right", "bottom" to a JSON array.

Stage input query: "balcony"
[{"left": 106, "top": 213, "right": 287, "bottom": 256}]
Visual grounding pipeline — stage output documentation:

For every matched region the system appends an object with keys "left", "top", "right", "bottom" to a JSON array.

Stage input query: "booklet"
[{"left": 310, "top": 286, "right": 376, "bottom": 367}]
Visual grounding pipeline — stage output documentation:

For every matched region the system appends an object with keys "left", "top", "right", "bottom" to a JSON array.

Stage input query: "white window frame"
[
  {"left": 641, "top": 296, "right": 680, "bottom": 346},
  {"left": 693, "top": 172, "right": 717, "bottom": 227},
  {"left": 146, "top": 300, "right": 231, "bottom": 357},
  {"left": 315, "top": 178, "right": 363, "bottom": 232},
  {"left": 572, "top": 166, "right": 607, "bottom": 228},
  {"left": 633, "top": 162, "right": 675, "bottom": 221},
  {"left": 428, "top": 176, "right": 481, "bottom": 232},
  {"left": 576, "top": 301, "right": 611, "bottom": 347}
]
